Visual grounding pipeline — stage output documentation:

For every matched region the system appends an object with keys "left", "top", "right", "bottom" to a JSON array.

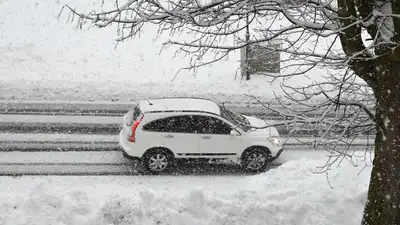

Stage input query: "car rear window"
[
  {"left": 125, "top": 104, "right": 142, "bottom": 126},
  {"left": 132, "top": 105, "right": 141, "bottom": 120}
]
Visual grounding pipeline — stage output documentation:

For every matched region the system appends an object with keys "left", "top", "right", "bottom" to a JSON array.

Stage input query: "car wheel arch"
[
  {"left": 143, "top": 147, "right": 175, "bottom": 158},
  {"left": 241, "top": 145, "right": 271, "bottom": 160}
]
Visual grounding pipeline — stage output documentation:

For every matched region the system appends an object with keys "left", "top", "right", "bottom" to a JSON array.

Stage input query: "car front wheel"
[{"left": 241, "top": 148, "right": 272, "bottom": 173}]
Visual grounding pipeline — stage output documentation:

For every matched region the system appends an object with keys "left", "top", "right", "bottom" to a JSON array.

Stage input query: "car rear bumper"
[{"left": 119, "top": 130, "right": 136, "bottom": 157}]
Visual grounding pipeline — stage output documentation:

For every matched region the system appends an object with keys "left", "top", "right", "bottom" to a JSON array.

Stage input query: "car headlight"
[{"left": 268, "top": 136, "right": 280, "bottom": 145}]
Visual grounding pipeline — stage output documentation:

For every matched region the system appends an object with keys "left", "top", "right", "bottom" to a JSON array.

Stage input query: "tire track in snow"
[{"left": 0, "top": 148, "right": 369, "bottom": 176}]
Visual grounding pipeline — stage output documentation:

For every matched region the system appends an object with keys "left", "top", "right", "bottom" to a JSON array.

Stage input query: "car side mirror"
[{"left": 230, "top": 129, "right": 240, "bottom": 136}]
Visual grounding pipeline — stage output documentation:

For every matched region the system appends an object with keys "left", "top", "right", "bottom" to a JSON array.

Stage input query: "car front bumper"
[{"left": 271, "top": 148, "right": 284, "bottom": 161}]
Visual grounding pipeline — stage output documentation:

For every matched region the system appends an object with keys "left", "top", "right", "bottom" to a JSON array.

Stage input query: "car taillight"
[{"left": 128, "top": 114, "right": 144, "bottom": 142}]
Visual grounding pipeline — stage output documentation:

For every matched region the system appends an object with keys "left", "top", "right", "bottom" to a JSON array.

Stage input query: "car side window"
[
  {"left": 194, "top": 116, "right": 232, "bottom": 135},
  {"left": 170, "top": 115, "right": 197, "bottom": 133},
  {"left": 142, "top": 117, "right": 175, "bottom": 132},
  {"left": 142, "top": 115, "right": 197, "bottom": 133}
]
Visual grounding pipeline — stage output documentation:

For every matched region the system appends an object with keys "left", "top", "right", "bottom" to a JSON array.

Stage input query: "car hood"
[{"left": 243, "top": 115, "right": 280, "bottom": 137}]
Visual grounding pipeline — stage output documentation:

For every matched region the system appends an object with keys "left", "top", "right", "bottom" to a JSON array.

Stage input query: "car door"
[
  {"left": 141, "top": 115, "right": 200, "bottom": 157},
  {"left": 195, "top": 115, "right": 242, "bottom": 158}
]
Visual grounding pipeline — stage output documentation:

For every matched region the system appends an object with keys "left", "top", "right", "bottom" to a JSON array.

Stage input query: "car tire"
[
  {"left": 142, "top": 148, "right": 175, "bottom": 175},
  {"left": 241, "top": 148, "right": 272, "bottom": 173}
]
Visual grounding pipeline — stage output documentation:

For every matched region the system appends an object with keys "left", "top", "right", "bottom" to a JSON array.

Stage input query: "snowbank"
[{"left": 0, "top": 158, "right": 370, "bottom": 225}]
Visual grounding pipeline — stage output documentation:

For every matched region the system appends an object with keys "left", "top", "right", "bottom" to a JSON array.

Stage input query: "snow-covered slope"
[
  {"left": 0, "top": 0, "right": 326, "bottom": 103},
  {"left": 0, "top": 158, "right": 369, "bottom": 225}
]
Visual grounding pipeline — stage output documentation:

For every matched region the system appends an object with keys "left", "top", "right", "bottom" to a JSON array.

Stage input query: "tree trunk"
[{"left": 361, "top": 61, "right": 400, "bottom": 225}]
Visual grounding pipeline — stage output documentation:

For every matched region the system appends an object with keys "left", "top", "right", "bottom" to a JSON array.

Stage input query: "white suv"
[{"left": 119, "top": 97, "right": 283, "bottom": 174}]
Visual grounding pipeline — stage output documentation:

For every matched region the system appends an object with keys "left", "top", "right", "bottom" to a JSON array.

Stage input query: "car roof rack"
[
  {"left": 145, "top": 110, "right": 220, "bottom": 117},
  {"left": 140, "top": 96, "right": 218, "bottom": 102}
]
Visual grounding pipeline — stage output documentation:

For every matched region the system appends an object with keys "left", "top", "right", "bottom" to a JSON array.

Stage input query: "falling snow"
[{"left": 384, "top": 118, "right": 391, "bottom": 128}]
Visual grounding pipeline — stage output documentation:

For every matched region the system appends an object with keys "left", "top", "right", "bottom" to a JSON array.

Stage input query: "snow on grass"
[
  {"left": 0, "top": 0, "right": 322, "bottom": 103},
  {"left": 0, "top": 158, "right": 370, "bottom": 225}
]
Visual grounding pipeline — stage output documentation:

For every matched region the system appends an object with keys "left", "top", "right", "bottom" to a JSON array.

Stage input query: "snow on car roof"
[{"left": 138, "top": 98, "right": 221, "bottom": 115}]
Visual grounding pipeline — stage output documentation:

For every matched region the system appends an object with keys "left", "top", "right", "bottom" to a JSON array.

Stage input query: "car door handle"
[
  {"left": 201, "top": 136, "right": 211, "bottom": 139},
  {"left": 164, "top": 134, "right": 175, "bottom": 138}
]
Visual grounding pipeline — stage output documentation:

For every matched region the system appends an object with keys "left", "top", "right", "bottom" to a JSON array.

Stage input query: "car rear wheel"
[
  {"left": 241, "top": 148, "right": 272, "bottom": 173},
  {"left": 142, "top": 149, "right": 175, "bottom": 174}
]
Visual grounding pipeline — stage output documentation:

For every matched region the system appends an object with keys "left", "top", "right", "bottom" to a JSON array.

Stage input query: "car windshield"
[{"left": 219, "top": 105, "right": 251, "bottom": 132}]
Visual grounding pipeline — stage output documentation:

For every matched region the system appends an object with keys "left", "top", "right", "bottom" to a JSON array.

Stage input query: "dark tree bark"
[
  {"left": 361, "top": 61, "right": 400, "bottom": 225},
  {"left": 337, "top": 0, "right": 400, "bottom": 222}
]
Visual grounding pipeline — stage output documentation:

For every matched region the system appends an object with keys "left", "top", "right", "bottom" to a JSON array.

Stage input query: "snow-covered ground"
[
  {"left": 0, "top": 0, "right": 372, "bottom": 224},
  {"left": 0, "top": 158, "right": 369, "bottom": 225},
  {"left": 0, "top": 0, "right": 326, "bottom": 103}
]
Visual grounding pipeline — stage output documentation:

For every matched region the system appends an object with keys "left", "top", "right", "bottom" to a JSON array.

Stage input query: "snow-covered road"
[
  {"left": 0, "top": 101, "right": 284, "bottom": 118},
  {"left": 0, "top": 147, "right": 373, "bottom": 175},
  {"left": 0, "top": 103, "right": 374, "bottom": 175}
]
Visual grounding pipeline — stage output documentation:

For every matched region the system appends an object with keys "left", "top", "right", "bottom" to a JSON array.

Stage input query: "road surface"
[{"left": 0, "top": 101, "right": 374, "bottom": 175}]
